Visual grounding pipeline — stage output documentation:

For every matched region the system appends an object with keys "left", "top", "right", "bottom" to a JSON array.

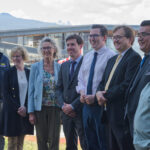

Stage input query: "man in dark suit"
[
  {"left": 56, "top": 34, "right": 87, "bottom": 150},
  {"left": 96, "top": 25, "right": 141, "bottom": 150},
  {"left": 125, "top": 20, "right": 150, "bottom": 139}
]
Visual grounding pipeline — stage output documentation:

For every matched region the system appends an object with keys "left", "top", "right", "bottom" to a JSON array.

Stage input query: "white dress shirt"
[{"left": 76, "top": 46, "right": 116, "bottom": 95}]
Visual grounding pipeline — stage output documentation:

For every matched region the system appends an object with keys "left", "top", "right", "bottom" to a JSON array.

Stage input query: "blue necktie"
[
  {"left": 140, "top": 55, "right": 148, "bottom": 68},
  {"left": 70, "top": 61, "right": 76, "bottom": 80},
  {"left": 87, "top": 52, "right": 98, "bottom": 94}
]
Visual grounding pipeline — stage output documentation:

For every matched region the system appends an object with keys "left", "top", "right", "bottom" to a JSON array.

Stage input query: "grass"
[{"left": 4, "top": 136, "right": 81, "bottom": 150}]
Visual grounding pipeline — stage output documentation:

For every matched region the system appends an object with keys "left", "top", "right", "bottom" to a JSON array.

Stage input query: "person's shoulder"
[
  {"left": 54, "top": 60, "right": 61, "bottom": 67},
  {"left": 0, "top": 53, "right": 9, "bottom": 61},
  {"left": 83, "top": 50, "right": 93, "bottom": 58},
  {"left": 129, "top": 48, "right": 141, "bottom": 57},
  {"left": 31, "top": 60, "right": 42, "bottom": 68},
  {"left": 61, "top": 60, "right": 70, "bottom": 66}
]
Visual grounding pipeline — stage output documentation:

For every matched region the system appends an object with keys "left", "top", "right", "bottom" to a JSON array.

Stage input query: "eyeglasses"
[
  {"left": 12, "top": 55, "right": 21, "bottom": 58},
  {"left": 41, "top": 46, "right": 53, "bottom": 50},
  {"left": 112, "top": 35, "right": 126, "bottom": 40},
  {"left": 137, "top": 32, "right": 150, "bottom": 38},
  {"left": 89, "top": 34, "right": 101, "bottom": 38}
]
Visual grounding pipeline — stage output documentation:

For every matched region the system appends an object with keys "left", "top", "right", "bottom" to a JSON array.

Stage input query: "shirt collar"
[
  {"left": 70, "top": 55, "right": 82, "bottom": 64},
  {"left": 93, "top": 46, "right": 106, "bottom": 55},
  {"left": 118, "top": 47, "right": 130, "bottom": 57}
]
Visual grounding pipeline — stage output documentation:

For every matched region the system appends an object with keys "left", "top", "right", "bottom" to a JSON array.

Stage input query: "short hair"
[
  {"left": 38, "top": 37, "right": 58, "bottom": 58},
  {"left": 113, "top": 25, "right": 135, "bottom": 45},
  {"left": 66, "top": 34, "right": 83, "bottom": 45},
  {"left": 10, "top": 46, "right": 29, "bottom": 61},
  {"left": 91, "top": 24, "right": 108, "bottom": 36},
  {"left": 140, "top": 20, "right": 150, "bottom": 26}
]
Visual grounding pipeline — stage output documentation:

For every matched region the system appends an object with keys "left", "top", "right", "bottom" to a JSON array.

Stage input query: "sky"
[{"left": 0, "top": 0, "right": 149, "bottom": 25}]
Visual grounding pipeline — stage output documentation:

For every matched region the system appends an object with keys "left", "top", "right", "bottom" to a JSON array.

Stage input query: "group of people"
[{"left": 0, "top": 20, "right": 150, "bottom": 150}]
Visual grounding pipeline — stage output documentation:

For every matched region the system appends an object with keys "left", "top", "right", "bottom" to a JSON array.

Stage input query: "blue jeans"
[{"left": 0, "top": 135, "right": 4, "bottom": 150}]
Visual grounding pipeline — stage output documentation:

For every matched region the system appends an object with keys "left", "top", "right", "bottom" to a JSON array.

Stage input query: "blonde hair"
[
  {"left": 10, "top": 46, "right": 29, "bottom": 61},
  {"left": 38, "top": 37, "right": 58, "bottom": 58}
]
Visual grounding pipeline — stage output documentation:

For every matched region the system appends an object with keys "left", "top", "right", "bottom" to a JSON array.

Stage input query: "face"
[
  {"left": 41, "top": 42, "right": 55, "bottom": 60},
  {"left": 66, "top": 39, "right": 82, "bottom": 60},
  {"left": 138, "top": 26, "right": 150, "bottom": 54},
  {"left": 12, "top": 51, "right": 24, "bottom": 67},
  {"left": 113, "top": 28, "right": 132, "bottom": 52},
  {"left": 89, "top": 28, "right": 106, "bottom": 51}
]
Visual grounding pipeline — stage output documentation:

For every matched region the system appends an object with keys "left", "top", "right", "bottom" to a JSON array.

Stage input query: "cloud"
[{"left": 36, "top": 0, "right": 147, "bottom": 25}]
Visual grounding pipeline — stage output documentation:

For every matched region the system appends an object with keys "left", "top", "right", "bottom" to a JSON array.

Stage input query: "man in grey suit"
[
  {"left": 125, "top": 20, "right": 150, "bottom": 139},
  {"left": 56, "top": 34, "right": 87, "bottom": 150}
]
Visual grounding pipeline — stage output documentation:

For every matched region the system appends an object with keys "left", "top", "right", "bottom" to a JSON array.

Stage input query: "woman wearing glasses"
[
  {"left": 2, "top": 46, "right": 33, "bottom": 150},
  {"left": 28, "top": 37, "right": 61, "bottom": 150}
]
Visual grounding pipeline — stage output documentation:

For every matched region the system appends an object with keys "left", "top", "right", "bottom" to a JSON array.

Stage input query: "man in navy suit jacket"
[{"left": 96, "top": 25, "right": 141, "bottom": 150}]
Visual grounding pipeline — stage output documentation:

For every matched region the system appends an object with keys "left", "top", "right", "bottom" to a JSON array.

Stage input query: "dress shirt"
[{"left": 76, "top": 46, "right": 116, "bottom": 95}]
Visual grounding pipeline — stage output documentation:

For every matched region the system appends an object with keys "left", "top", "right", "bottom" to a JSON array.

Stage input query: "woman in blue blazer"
[
  {"left": 2, "top": 46, "right": 33, "bottom": 150},
  {"left": 28, "top": 37, "right": 61, "bottom": 150}
]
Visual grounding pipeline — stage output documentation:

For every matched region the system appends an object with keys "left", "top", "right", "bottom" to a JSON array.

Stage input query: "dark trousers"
[
  {"left": 35, "top": 106, "right": 61, "bottom": 150},
  {"left": 106, "top": 122, "right": 135, "bottom": 150},
  {"left": 62, "top": 112, "right": 87, "bottom": 150},
  {"left": 82, "top": 104, "right": 107, "bottom": 150}
]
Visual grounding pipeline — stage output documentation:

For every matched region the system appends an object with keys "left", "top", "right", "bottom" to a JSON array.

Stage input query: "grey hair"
[{"left": 38, "top": 36, "right": 58, "bottom": 58}]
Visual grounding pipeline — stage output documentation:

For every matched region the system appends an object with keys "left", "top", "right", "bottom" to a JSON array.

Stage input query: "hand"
[
  {"left": 62, "top": 103, "right": 73, "bottom": 114},
  {"left": 29, "top": 113, "right": 36, "bottom": 125},
  {"left": 96, "top": 91, "right": 107, "bottom": 106},
  {"left": 80, "top": 90, "right": 86, "bottom": 103},
  {"left": 85, "top": 95, "right": 95, "bottom": 105},
  {"left": 17, "top": 106, "right": 26, "bottom": 117},
  {"left": 67, "top": 111, "right": 76, "bottom": 118}
]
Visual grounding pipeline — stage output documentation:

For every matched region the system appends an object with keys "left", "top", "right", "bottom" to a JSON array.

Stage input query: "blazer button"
[
  {"left": 12, "top": 88, "right": 14, "bottom": 90},
  {"left": 13, "top": 95, "right": 15, "bottom": 98}
]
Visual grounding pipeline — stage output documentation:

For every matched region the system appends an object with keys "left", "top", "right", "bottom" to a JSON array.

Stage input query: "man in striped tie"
[{"left": 96, "top": 25, "right": 141, "bottom": 150}]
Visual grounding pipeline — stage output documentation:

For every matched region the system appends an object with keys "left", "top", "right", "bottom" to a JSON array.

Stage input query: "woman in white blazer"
[{"left": 28, "top": 37, "right": 61, "bottom": 150}]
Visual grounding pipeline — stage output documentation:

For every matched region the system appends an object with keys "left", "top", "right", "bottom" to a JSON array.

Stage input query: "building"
[{"left": 0, "top": 24, "right": 143, "bottom": 62}]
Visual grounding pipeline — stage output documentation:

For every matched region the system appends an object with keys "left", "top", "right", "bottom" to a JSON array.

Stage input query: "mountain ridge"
[{"left": 0, "top": 13, "right": 60, "bottom": 31}]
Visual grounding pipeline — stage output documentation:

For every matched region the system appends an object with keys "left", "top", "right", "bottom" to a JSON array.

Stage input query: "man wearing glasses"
[
  {"left": 96, "top": 25, "right": 141, "bottom": 150},
  {"left": 127, "top": 20, "right": 150, "bottom": 150},
  {"left": 76, "top": 24, "right": 115, "bottom": 150},
  {"left": 124, "top": 20, "right": 150, "bottom": 144}
]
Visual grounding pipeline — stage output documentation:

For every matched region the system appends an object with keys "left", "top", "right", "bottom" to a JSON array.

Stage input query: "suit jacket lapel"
[
  {"left": 66, "top": 61, "right": 71, "bottom": 85},
  {"left": 12, "top": 66, "right": 20, "bottom": 105},
  {"left": 130, "top": 56, "right": 150, "bottom": 92}
]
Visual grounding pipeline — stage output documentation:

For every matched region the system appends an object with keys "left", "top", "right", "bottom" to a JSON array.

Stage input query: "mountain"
[{"left": 0, "top": 13, "right": 59, "bottom": 31}]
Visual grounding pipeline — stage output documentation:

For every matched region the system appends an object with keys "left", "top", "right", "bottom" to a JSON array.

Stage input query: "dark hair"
[
  {"left": 91, "top": 24, "right": 108, "bottom": 36},
  {"left": 140, "top": 20, "right": 150, "bottom": 26},
  {"left": 66, "top": 34, "right": 83, "bottom": 45},
  {"left": 113, "top": 25, "right": 135, "bottom": 45}
]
